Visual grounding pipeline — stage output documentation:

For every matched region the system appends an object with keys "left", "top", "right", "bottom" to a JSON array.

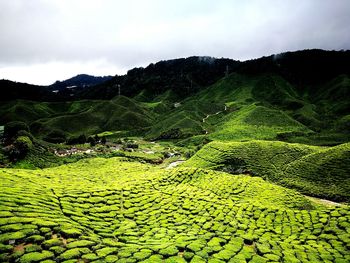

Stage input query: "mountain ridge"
[{"left": 2, "top": 49, "right": 349, "bottom": 102}]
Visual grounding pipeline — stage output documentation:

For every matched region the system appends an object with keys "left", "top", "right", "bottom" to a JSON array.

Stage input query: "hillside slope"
[
  {"left": 1, "top": 50, "right": 349, "bottom": 146},
  {"left": 184, "top": 140, "right": 350, "bottom": 201}
]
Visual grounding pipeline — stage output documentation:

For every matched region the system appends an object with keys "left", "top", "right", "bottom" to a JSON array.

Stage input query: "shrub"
[
  {"left": 67, "top": 134, "right": 86, "bottom": 145},
  {"left": 87, "top": 136, "right": 96, "bottom": 146},
  {"left": 19, "top": 251, "right": 54, "bottom": 263},
  {"left": 44, "top": 130, "right": 66, "bottom": 143},
  {"left": 157, "top": 128, "right": 183, "bottom": 140},
  {"left": 15, "top": 136, "right": 33, "bottom": 152},
  {"left": 125, "top": 142, "right": 138, "bottom": 149},
  {"left": 4, "top": 136, "right": 33, "bottom": 160},
  {"left": 4, "top": 121, "right": 29, "bottom": 139},
  {"left": 16, "top": 130, "right": 34, "bottom": 140}
]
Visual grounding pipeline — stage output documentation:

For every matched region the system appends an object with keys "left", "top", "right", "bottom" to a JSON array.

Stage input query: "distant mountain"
[
  {"left": 49, "top": 74, "right": 113, "bottom": 91},
  {"left": 0, "top": 74, "right": 113, "bottom": 101},
  {"left": 238, "top": 49, "right": 350, "bottom": 91},
  {"left": 78, "top": 56, "right": 240, "bottom": 100},
  {"left": 78, "top": 50, "right": 350, "bottom": 100}
]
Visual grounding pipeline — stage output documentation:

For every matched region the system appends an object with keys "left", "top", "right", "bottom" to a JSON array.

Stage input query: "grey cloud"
[{"left": 0, "top": 0, "right": 350, "bottom": 84}]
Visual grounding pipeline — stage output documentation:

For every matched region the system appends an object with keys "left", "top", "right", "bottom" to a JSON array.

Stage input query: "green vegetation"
[
  {"left": 0, "top": 51, "right": 349, "bottom": 262},
  {"left": 1, "top": 72, "right": 349, "bottom": 145},
  {"left": 184, "top": 140, "right": 350, "bottom": 201},
  {"left": 0, "top": 157, "right": 349, "bottom": 262}
]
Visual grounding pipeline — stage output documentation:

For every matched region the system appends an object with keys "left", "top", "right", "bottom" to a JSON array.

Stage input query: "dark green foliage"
[
  {"left": 14, "top": 136, "right": 33, "bottom": 155},
  {"left": 157, "top": 128, "right": 183, "bottom": 140},
  {"left": 44, "top": 130, "right": 66, "bottom": 144},
  {"left": 81, "top": 56, "right": 239, "bottom": 100},
  {"left": 4, "top": 121, "right": 29, "bottom": 139},
  {"left": 15, "top": 130, "right": 34, "bottom": 141},
  {"left": 3, "top": 136, "right": 33, "bottom": 161},
  {"left": 87, "top": 136, "right": 96, "bottom": 146},
  {"left": 67, "top": 134, "right": 86, "bottom": 145}
]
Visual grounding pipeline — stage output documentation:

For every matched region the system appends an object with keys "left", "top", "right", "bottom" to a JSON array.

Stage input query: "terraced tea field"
[
  {"left": 185, "top": 140, "right": 350, "bottom": 202},
  {"left": 0, "top": 157, "right": 349, "bottom": 262}
]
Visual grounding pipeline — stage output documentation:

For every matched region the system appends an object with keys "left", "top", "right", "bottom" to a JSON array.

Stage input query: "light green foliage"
[
  {"left": 57, "top": 248, "right": 81, "bottom": 260},
  {"left": 159, "top": 245, "right": 179, "bottom": 256},
  {"left": 66, "top": 239, "right": 95, "bottom": 248},
  {"left": 0, "top": 157, "right": 349, "bottom": 262},
  {"left": 134, "top": 250, "right": 152, "bottom": 260},
  {"left": 42, "top": 238, "right": 63, "bottom": 248},
  {"left": 184, "top": 140, "right": 350, "bottom": 201},
  {"left": 210, "top": 103, "right": 310, "bottom": 141},
  {"left": 19, "top": 250, "right": 54, "bottom": 263}
]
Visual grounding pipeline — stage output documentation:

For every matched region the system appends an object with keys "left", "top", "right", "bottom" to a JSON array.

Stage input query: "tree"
[
  {"left": 5, "top": 136, "right": 33, "bottom": 161},
  {"left": 4, "top": 121, "right": 29, "bottom": 139},
  {"left": 87, "top": 136, "right": 96, "bottom": 146},
  {"left": 67, "top": 134, "right": 87, "bottom": 145},
  {"left": 44, "top": 130, "right": 66, "bottom": 143},
  {"left": 78, "top": 134, "right": 87, "bottom": 144}
]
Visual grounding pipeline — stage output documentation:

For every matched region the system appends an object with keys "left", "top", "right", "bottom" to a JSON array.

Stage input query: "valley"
[{"left": 0, "top": 50, "right": 349, "bottom": 262}]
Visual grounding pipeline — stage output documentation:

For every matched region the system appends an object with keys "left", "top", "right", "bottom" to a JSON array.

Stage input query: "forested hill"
[
  {"left": 48, "top": 74, "right": 113, "bottom": 92},
  {"left": 1, "top": 49, "right": 350, "bottom": 102},
  {"left": 1, "top": 49, "right": 349, "bottom": 146},
  {"left": 0, "top": 74, "right": 112, "bottom": 102},
  {"left": 69, "top": 49, "right": 350, "bottom": 100}
]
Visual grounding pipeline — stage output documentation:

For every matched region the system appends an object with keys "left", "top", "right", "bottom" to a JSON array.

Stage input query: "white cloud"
[{"left": 0, "top": 60, "right": 123, "bottom": 85}]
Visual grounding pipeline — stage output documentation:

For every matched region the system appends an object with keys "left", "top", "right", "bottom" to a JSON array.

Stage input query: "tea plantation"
[
  {"left": 1, "top": 51, "right": 350, "bottom": 262},
  {"left": 0, "top": 157, "right": 349, "bottom": 262},
  {"left": 184, "top": 140, "right": 350, "bottom": 202}
]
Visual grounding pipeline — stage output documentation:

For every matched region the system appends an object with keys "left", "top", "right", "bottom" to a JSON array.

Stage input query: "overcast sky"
[{"left": 1, "top": 0, "right": 350, "bottom": 85}]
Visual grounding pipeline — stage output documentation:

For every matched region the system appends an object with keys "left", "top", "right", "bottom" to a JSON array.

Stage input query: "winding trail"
[
  {"left": 305, "top": 195, "right": 345, "bottom": 207},
  {"left": 202, "top": 104, "right": 227, "bottom": 134},
  {"left": 166, "top": 160, "right": 185, "bottom": 169}
]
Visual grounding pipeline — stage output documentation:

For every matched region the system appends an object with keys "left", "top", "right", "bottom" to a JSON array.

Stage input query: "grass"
[{"left": 0, "top": 157, "right": 349, "bottom": 262}]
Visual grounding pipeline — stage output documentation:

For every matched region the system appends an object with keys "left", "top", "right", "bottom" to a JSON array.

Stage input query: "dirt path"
[
  {"left": 202, "top": 104, "right": 227, "bottom": 123},
  {"left": 166, "top": 160, "right": 185, "bottom": 169},
  {"left": 202, "top": 105, "right": 227, "bottom": 134},
  {"left": 305, "top": 195, "right": 345, "bottom": 207}
]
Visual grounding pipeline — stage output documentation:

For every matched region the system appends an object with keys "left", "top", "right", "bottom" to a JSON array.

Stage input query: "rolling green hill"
[
  {"left": 0, "top": 50, "right": 349, "bottom": 262},
  {"left": 184, "top": 140, "right": 350, "bottom": 201},
  {"left": 1, "top": 57, "right": 349, "bottom": 145}
]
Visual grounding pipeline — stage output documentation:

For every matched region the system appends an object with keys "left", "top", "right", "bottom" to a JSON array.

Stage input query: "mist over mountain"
[
  {"left": 1, "top": 49, "right": 349, "bottom": 102},
  {"left": 49, "top": 74, "right": 113, "bottom": 91}
]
